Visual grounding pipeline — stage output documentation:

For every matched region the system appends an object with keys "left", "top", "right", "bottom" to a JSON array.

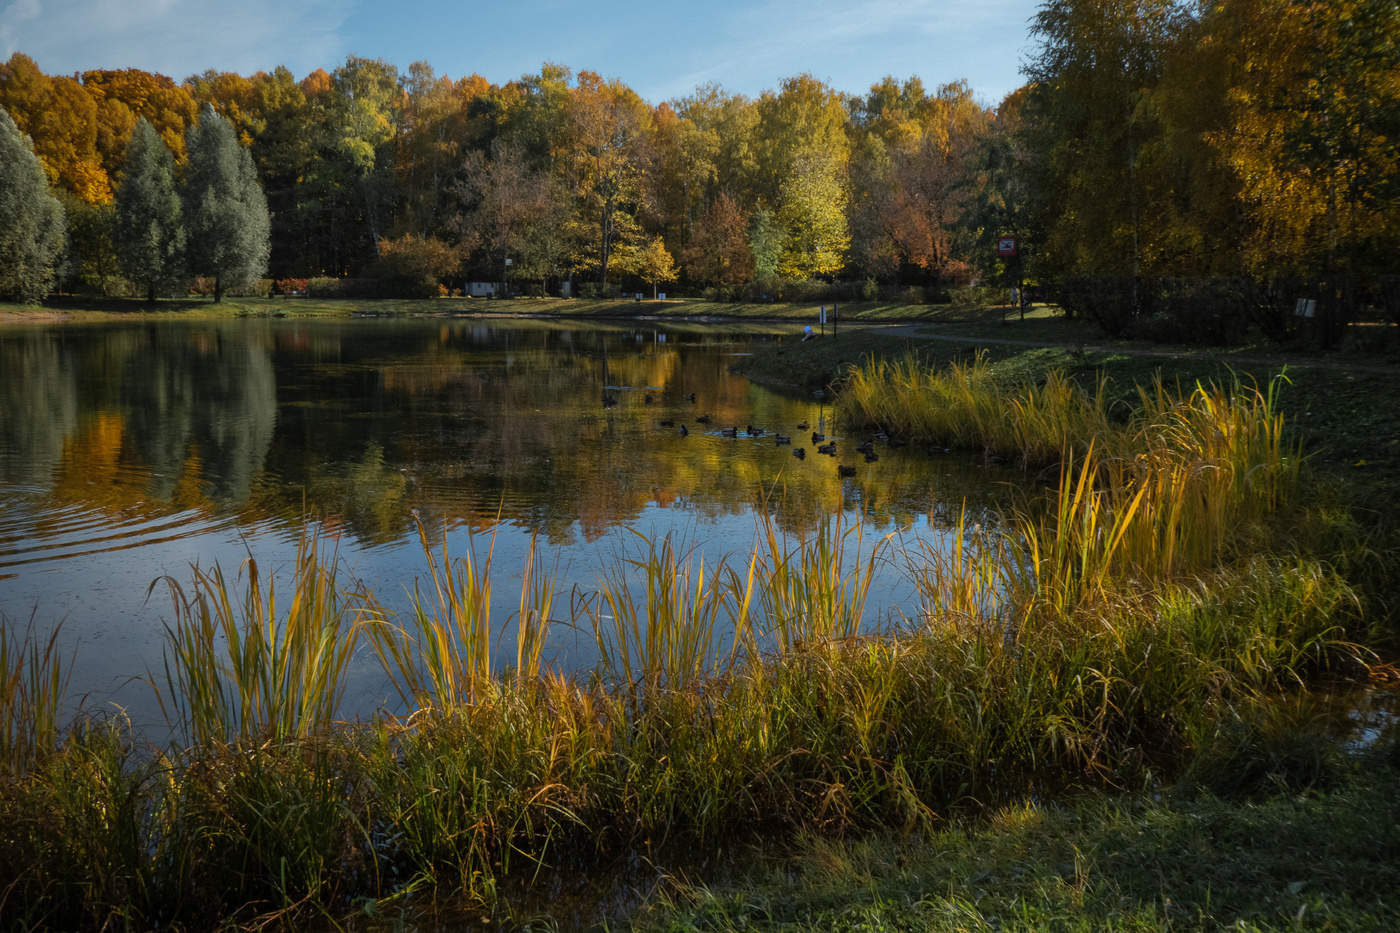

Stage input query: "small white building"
[{"left": 467, "top": 281, "right": 499, "bottom": 298}]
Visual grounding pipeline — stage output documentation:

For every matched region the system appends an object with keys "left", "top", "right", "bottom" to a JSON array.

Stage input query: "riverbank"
[
  {"left": 0, "top": 293, "right": 1058, "bottom": 328},
  {"left": 636, "top": 720, "right": 1400, "bottom": 931}
]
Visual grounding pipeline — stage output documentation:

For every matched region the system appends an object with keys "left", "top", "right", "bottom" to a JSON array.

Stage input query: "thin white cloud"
[
  {"left": 650, "top": 0, "right": 1036, "bottom": 103},
  {"left": 0, "top": 0, "right": 352, "bottom": 79}
]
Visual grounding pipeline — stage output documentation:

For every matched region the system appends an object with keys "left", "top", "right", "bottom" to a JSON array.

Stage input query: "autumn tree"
[
  {"left": 116, "top": 118, "right": 185, "bottom": 300},
  {"left": 81, "top": 68, "right": 198, "bottom": 180},
  {"left": 181, "top": 105, "right": 270, "bottom": 301},
  {"left": 626, "top": 235, "right": 677, "bottom": 298},
  {"left": 849, "top": 78, "right": 989, "bottom": 283},
  {"left": 0, "top": 54, "right": 109, "bottom": 202},
  {"left": 748, "top": 206, "right": 786, "bottom": 286},
  {"left": 396, "top": 63, "right": 493, "bottom": 236},
  {"left": 0, "top": 106, "right": 67, "bottom": 301},
  {"left": 1023, "top": 0, "right": 1181, "bottom": 285},
  {"left": 1204, "top": 0, "right": 1400, "bottom": 281},
  {"left": 454, "top": 139, "right": 564, "bottom": 292},
  {"left": 682, "top": 193, "right": 754, "bottom": 287},
  {"left": 678, "top": 85, "right": 761, "bottom": 202},
  {"left": 369, "top": 234, "right": 457, "bottom": 296},
  {"left": 565, "top": 71, "right": 654, "bottom": 286},
  {"left": 776, "top": 149, "right": 849, "bottom": 278},
  {"left": 329, "top": 57, "right": 403, "bottom": 255},
  {"left": 648, "top": 100, "right": 716, "bottom": 253},
  {"left": 753, "top": 75, "right": 851, "bottom": 279}
]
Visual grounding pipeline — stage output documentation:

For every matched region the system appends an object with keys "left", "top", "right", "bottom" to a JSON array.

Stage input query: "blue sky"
[{"left": 1, "top": 0, "right": 1043, "bottom": 106}]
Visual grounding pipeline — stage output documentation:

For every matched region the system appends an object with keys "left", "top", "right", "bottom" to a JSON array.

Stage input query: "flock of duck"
[{"left": 644, "top": 392, "right": 914, "bottom": 478}]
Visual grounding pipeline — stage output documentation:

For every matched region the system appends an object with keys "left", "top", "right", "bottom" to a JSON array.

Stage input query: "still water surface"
[{"left": 0, "top": 317, "right": 1018, "bottom": 730}]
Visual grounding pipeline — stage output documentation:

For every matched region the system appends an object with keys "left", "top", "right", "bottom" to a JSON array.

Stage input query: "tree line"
[
  {"left": 2, "top": 0, "right": 1396, "bottom": 336},
  {"left": 2, "top": 101, "right": 268, "bottom": 302}
]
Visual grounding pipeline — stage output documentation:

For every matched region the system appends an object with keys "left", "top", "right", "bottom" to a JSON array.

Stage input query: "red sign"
[{"left": 996, "top": 236, "right": 1018, "bottom": 257}]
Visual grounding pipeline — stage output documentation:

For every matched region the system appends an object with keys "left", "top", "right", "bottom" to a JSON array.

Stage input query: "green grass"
[
  {"left": 0, "top": 294, "right": 1022, "bottom": 327},
  {"left": 637, "top": 733, "right": 1400, "bottom": 931}
]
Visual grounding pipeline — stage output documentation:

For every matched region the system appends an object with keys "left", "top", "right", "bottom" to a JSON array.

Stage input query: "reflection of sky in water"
[{"left": 0, "top": 318, "right": 1020, "bottom": 732}]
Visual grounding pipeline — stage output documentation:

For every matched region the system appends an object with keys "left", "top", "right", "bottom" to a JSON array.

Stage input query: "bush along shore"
[{"left": 1, "top": 354, "right": 1392, "bottom": 930}]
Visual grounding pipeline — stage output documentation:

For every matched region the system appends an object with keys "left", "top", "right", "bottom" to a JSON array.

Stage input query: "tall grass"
[
  {"left": 838, "top": 352, "right": 1113, "bottom": 463},
  {"left": 368, "top": 522, "right": 564, "bottom": 710},
  {"left": 151, "top": 530, "right": 364, "bottom": 746},
  {"left": 750, "top": 510, "right": 892, "bottom": 653},
  {"left": 0, "top": 615, "right": 70, "bottom": 774},
  {"left": 584, "top": 530, "right": 754, "bottom": 695},
  {"left": 366, "top": 521, "right": 499, "bottom": 709}
]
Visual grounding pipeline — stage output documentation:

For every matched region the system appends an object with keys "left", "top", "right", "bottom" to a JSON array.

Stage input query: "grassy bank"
[
  {"left": 639, "top": 724, "right": 1400, "bottom": 931},
  {"left": 0, "top": 294, "right": 1030, "bottom": 327},
  {"left": 4, "top": 344, "right": 1392, "bottom": 928}
]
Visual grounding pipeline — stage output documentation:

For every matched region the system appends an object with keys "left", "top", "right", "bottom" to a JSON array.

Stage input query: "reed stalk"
[
  {"left": 750, "top": 510, "right": 892, "bottom": 653},
  {"left": 583, "top": 530, "right": 753, "bottom": 695},
  {"left": 151, "top": 530, "right": 363, "bottom": 746},
  {"left": 0, "top": 615, "right": 70, "bottom": 774},
  {"left": 365, "top": 520, "right": 499, "bottom": 709}
]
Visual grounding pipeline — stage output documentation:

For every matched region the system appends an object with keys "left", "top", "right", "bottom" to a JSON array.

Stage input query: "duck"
[
  {"left": 774, "top": 434, "right": 791, "bottom": 445},
  {"left": 721, "top": 426, "right": 738, "bottom": 437},
  {"left": 644, "top": 393, "right": 654, "bottom": 405},
  {"left": 864, "top": 451, "right": 879, "bottom": 463},
  {"left": 811, "top": 431, "right": 825, "bottom": 444},
  {"left": 659, "top": 419, "right": 675, "bottom": 427},
  {"left": 837, "top": 464, "right": 857, "bottom": 478},
  {"left": 747, "top": 425, "right": 764, "bottom": 437},
  {"left": 817, "top": 442, "right": 837, "bottom": 456},
  {"left": 678, "top": 424, "right": 689, "bottom": 437},
  {"left": 686, "top": 393, "right": 697, "bottom": 402},
  {"left": 696, "top": 414, "right": 713, "bottom": 424},
  {"left": 793, "top": 447, "right": 806, "bottom": 459},
  {"left": 797, "top": 420, "right": 809, "bottom": 430},
  {"left": 856, "top": 440, "right": 874, "bottom": 455}
]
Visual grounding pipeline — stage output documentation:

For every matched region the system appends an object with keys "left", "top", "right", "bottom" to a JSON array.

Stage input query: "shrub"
[
  {"left": 367, "top": 235, "right": 457, "bottom": 298},
  {"left": 1128, "top": 278, "right": 1250, "bottom": 345}
]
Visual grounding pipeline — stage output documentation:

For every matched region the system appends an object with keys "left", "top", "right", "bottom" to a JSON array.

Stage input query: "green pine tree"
[
  {"left": 182, "top": 104, "right": 270, "bottom": 302},
  {"left": 0, "top": 106, "right": 66, "bottom": 302},
  {"left": 116, "top": 118, "right": 185, "bottom": 302}
]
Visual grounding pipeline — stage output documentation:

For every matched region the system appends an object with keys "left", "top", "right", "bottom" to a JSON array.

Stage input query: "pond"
[{"left": 0, "top": 316, "right": 1021, "bottom": 731}]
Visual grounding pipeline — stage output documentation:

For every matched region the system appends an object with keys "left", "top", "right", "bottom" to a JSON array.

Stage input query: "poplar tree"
[
  {"left": 182, "top": 104, "right": 270, "bottom": 301},
  {"left": 0, "top": 106, "right": 66, "bottom": 302},
  {"left": 115, "top": 118, "right": 184, "bottom": 301}
]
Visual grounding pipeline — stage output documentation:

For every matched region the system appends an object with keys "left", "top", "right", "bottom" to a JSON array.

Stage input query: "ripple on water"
[{"left": 0, "top": 495, "right": 238, "bottom": 574}]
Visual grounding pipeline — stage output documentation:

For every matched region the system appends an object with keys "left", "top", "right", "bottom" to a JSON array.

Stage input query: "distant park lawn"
[{"left": 1, "top": 292, "right": 1047, "bottom": 325}]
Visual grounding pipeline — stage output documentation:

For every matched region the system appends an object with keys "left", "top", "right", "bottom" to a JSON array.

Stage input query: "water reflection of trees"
[
  {"left": 0, "top": 324, "right": 275, "bottom": 516},
  {"left": 0, "top": 320, "right": 1016, "bottom": 549}
]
